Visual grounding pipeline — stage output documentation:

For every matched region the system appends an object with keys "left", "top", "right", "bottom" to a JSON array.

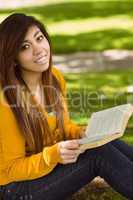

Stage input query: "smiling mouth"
[{"left": 34, "top": 56, "right": 48, "bottom": 64}]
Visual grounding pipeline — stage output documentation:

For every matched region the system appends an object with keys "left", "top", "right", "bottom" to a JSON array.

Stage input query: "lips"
[{"left": 34, "top": 56, "right": 48, "bottom": 64}]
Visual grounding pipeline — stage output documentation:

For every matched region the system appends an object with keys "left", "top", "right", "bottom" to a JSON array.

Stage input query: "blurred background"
[{"left": 0, "top": 1, "right": 133, "bottom": 199}]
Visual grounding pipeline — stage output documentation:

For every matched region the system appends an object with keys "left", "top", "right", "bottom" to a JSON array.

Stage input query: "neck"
[{"left": 21, "top": 69, "right": 42, "bottom": 93}]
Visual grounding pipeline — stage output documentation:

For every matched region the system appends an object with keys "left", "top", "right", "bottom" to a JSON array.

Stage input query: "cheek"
[
  {"left": 18, "top": 52, "right": 32, "bottom": 66},
  {"left": 47, "top": 42, "right": 50, "bottom": 50},
  {"left": 43, "top": 41, "right": 50, "bottom": 53},
  {"left": 48, "top": 43, "right": 50, "bottom": 52}
]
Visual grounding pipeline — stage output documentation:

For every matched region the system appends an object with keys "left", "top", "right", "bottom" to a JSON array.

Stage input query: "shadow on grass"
[
  {"left": 51, "top": 29, "right": 133, "bottom": 53},
  {"left": 64, "top": 69, "right": 133, "bottom": 145},
  {"left": 0, "top": 1, "right": 133, "bottom": 23},
  {"left": 0, "top": 2, "right": 133, "bottom": 53},
  {"left": 67, "top": 69, "right": 132, "bottom": 200},
  {"left": 64, "top": 69, "right": 131, "bottom": 91}
]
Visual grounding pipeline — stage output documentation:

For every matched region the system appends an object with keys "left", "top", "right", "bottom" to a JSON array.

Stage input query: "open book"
[{"left": 78, "top": 104, "right": 133, "bottom": 150}]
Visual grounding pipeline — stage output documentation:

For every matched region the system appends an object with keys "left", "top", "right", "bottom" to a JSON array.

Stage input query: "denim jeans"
[{"left": 0, "top": 139, "right": 133, "bottom": 200}]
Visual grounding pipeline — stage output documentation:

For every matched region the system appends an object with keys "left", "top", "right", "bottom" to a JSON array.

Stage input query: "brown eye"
[
  {"left": 21, "top": 44, "right": 30, "bottom": 51},
  {"left": 37, "top": 35, "right": 44, "bottom": 41}
]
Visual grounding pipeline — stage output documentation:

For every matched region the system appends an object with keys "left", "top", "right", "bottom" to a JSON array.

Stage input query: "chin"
[
  {"left": 36, "top": 63, "right": 49, "bottom": 72},
  {"left": 42, "top": 64, "right": 49, "bottom": 72}
]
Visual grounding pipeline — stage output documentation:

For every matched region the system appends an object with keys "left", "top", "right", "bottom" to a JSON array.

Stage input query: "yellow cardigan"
[{"left": 0, "top": 67, "right": 83, "bottom": 185}]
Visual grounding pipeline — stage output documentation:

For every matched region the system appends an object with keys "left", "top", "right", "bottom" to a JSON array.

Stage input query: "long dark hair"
[{"left": 0, "top": 13, "right": 66, "bottom": 154}]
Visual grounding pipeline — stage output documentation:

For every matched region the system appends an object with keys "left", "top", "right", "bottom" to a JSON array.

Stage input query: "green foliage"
[{"left": 0, "top": 1, "right": 133, "bottom": 53}]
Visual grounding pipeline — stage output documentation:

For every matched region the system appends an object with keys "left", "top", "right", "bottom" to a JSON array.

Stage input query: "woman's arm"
[{"left": 0, "top": 100, "right": 62, "bottom": 183}]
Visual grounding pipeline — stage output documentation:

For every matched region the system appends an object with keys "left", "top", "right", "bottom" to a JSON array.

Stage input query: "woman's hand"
[{"left": 57, "top": 140, "right": 85, "bottom": 165}]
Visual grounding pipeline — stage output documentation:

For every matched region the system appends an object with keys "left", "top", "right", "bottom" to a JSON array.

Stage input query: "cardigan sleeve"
[
  {"left": 0, "top": 94, "right": 62, "bottom": 183},
  {"left": 52, "top": 67, "right": 84, "bottom": 139}
]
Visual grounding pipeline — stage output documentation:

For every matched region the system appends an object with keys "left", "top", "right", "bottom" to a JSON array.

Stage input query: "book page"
[
  {"left": 79, "top": 133, "right": 122, "bottom": 150},
  {"left": 79, "top": 104, "right": 133, "bottom": 144}
]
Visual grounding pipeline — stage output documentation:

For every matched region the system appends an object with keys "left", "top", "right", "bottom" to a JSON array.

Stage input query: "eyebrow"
[{"left": 23, "top": 30, "right": 41, "bottom": 43}]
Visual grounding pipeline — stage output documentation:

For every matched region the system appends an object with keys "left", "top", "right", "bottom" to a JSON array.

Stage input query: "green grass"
[
  {"left": 65, "top": 69, "right": 133, "bottom": 146},
  {"left": 0, "top": 1, "right": 133, "bottom": 53},
  {"left": 65, "top": 69, "right": 132, "bottom": 200},
  {"left": 69, "top": 185, "right": 126, "bottom": 200}
]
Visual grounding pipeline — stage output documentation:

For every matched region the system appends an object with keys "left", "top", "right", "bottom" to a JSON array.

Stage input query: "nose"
[{"left": 33, "top": 43, "right": 43, "bottom": 56}]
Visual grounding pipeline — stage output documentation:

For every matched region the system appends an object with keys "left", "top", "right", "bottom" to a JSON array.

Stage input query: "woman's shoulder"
[
  {"left": 52, "top": 66, "right": 65, "bottom": 81},
  {"left": 0, "top": 84, "right": 4, "bottom": 106},
  {"left": 52, "top": 66, "right": 66, "bottom": 93},
  {"left": 0, "top": 84, "right": 10, "bottom": 110}
]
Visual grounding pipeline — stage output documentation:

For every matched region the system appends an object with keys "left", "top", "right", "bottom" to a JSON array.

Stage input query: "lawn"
[
  {"left": 0, "top": 0, "right": 133, "bottom": 53},
  {"left": 65, "top": 69, "right": 132, "bottom": 200},
  {"left": 65, "top": 69, "right": 133, "bottom": 144}
]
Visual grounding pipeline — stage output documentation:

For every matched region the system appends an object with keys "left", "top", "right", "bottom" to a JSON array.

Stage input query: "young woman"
[{"left": 0, "top": 13, "right": 133, "bottom": 200}]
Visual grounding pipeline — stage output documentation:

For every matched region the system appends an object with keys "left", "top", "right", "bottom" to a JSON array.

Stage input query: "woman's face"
[{"left": 17, "top": 25, "right": 50, "bottom": 73}]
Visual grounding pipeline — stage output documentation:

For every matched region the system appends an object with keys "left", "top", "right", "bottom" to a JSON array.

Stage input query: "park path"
[{"left": 53, "top": 50, "right": 133, "bottom": 73}]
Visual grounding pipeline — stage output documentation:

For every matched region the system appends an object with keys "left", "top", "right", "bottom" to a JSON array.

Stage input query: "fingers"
[
  {"left": 57, "top": 140, "right": 85, "bottom": 164},
  {"left": 60, "top": 140, "right": 79, "bottom": 149},
  {"left": 60, "top": 148, "right": 80, "bottom": 156}
]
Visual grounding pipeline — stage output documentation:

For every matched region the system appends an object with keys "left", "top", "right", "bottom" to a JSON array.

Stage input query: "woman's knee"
[{"left": 84, "top": 143, "right": 112, "bottom": 157}]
